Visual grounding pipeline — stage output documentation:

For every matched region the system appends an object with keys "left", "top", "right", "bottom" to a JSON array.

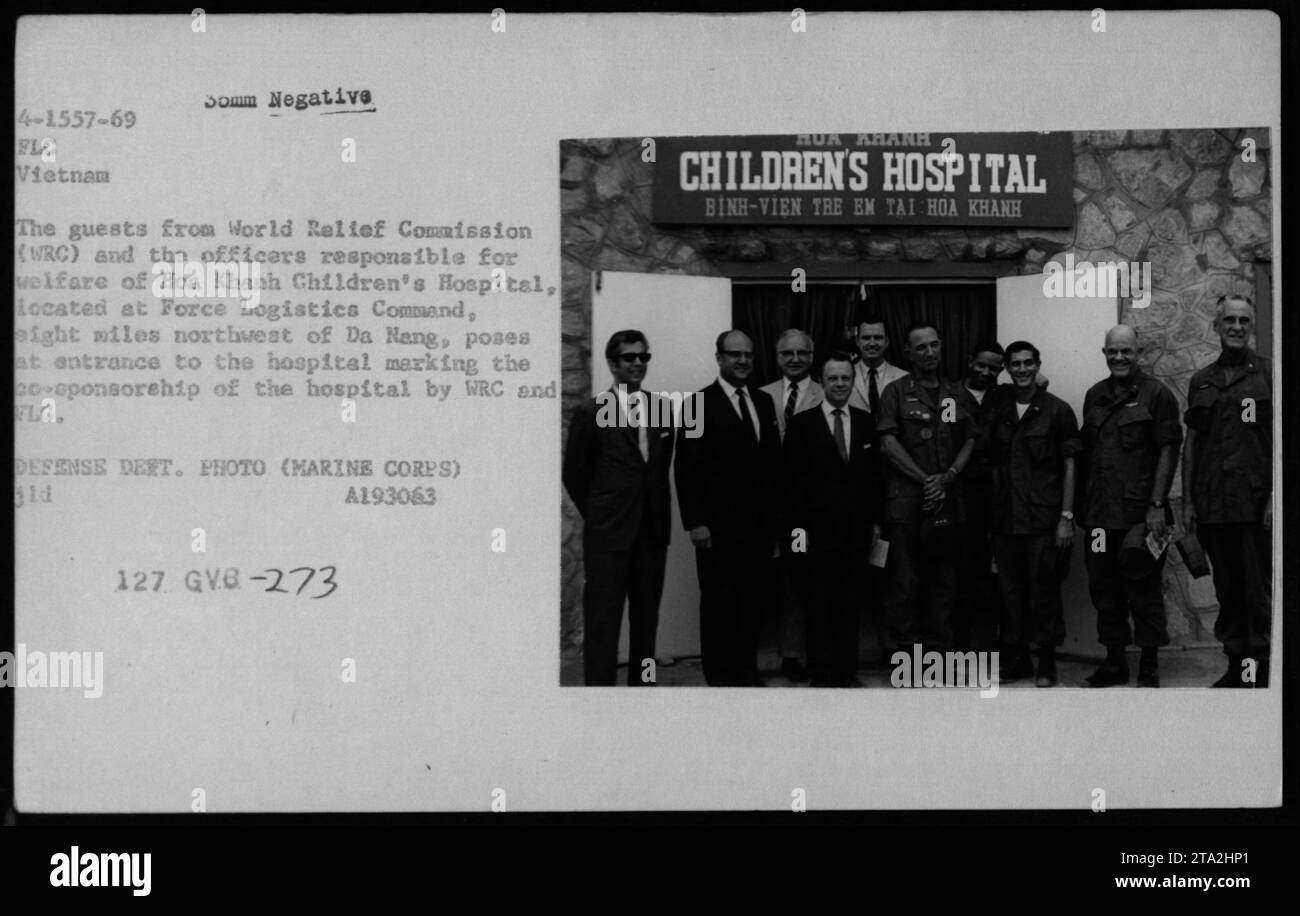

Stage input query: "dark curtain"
[
  {"left": 733, "top": 283, "right": 996, "bottom": 385},
  {"left": 731, "top": 284, "right": 862, "bottom": 387}
]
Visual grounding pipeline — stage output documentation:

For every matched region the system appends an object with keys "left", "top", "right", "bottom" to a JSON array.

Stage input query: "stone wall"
[{"left": 560, "top": 129, "right": 1272, "bottom": 657}]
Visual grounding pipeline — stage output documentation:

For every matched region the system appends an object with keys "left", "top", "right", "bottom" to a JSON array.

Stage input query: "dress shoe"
[
  {"left": 1136, "top": 649, "right": 1159, "bottom": 688},
  {"left": 1035, "top": 649, "right": 1058, "bottom": 688},
  {"left": 781, "top": 657, "right": 810, "bottom": 683},
  {"left": 1085, "top": 658, "right": 1129, "bottom": 687},
  {"left": 1086, "top": 645, "right": 1129, "bottom": 687}
]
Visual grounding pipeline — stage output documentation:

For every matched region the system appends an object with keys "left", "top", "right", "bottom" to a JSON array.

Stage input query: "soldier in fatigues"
[
  {"left": 984, "top": 341, "right": 1081, "bottom": 687},
  {"left": 876, "top": 323, "right": 977, "bottom": 655},
  {"left": 1182, "top": 296, "right": 1273, "bottom": 687},
  {"left": 1076, "top": 325, "right": 1182, "bottom": 688},
  {"left": 955, "top": 342, "right": 1006, "bottom": 652}
]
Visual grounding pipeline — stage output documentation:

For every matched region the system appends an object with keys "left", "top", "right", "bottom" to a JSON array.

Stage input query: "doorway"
[{"left": 731, "top": 280, "right": 997, "bottom": 383}]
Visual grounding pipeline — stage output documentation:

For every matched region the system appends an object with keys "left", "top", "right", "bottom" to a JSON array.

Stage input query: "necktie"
[
  {"left": 833, "top": 408, "right": 848, "bottom": 464},
  {"left": 868, "top": 367, "right": 880, "bottom": 415},
  {"left": 634, "top": 393, "right": 649, "bottom": 462},
  {"left": 785, "top": 382, "right": 799, "bottom": 423},
  {"left": 736, "top": 389, "right": 757, "bottom": 444}
]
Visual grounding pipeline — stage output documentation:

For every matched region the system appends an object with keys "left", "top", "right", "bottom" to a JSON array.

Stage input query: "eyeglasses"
[
  {"left": 777, "top": 349, "right": 813, "bottom": 358},
  {"left": 616, "top": 353, "right": 652, "bottom": 364},
  {"left": 721, "top": 350, "right": 753, "bottom": 359}
]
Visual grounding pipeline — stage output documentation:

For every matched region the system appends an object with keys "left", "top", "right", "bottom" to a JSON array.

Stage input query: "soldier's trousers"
[
  {"left": 994, "top": 533, "right": 1066, "bottom": 649},
  {"left": 883, "top": 522, "right": 956, "bottom": 650},
  {"left": 956, "top": 517, "right": 1001, "bottom": 651},
  {"left": 1199, "top": 522, "right": 1272, "bottom": 659},
  {"left": 1083, "top": 527, "right": 1169, "bottom": 649}
]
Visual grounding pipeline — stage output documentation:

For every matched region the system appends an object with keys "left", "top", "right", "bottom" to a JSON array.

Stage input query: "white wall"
[
  {"left": 997, "top": 272, "right": 1119, "bottom": 655},
  {"left": 590, "top": 270, "right": 733, "bottom": 662}
]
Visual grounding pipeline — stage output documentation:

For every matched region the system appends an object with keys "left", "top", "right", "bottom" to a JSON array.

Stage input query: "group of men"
[{"left": 562, "top": 295, "right": 1273, "bottom": 689}]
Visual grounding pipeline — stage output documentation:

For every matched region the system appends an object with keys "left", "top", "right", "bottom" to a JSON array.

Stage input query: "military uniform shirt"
[
  {"left": 1078, "top": 370, "right": 1182, "bottom": 530},
  {"left": 1184, "top": 350, "right": 1272, "bottom": 524},
  {"left": 876, "top": 376, "right": 976, "bottom": 524},
  {"left": 985, "top": 386, "right": 1083, "bottom": 535}
]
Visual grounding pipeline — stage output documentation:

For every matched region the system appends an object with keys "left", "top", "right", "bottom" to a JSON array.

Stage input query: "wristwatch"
[
  {"left": 1149, "top": 499, "right": 1165, "bottom": 509},
  {"left": 1060, "top": 510, "right": 1074, "bottom": 521}
]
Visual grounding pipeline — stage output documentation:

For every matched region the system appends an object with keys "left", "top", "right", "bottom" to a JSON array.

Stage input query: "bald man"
[
  {"left": 1076, "top": 325, "right": 1182, "bottom": 687},
  {"left": 1183, "top": 296, "right": 1273, "bottom": 687}
]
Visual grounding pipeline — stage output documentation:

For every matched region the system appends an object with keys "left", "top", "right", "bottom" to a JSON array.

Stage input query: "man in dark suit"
[
  {"left": 761, "top": 327, "right": 823, "bottom": 683},
  {"left": 675, "top": 330, "right": 781, "bottom": 687},
  {"left": 783, "top": 352, "right": 881, "bottom": 687},
  {"left": 563, "top": 329, "right": 675, "bottom": 686}
]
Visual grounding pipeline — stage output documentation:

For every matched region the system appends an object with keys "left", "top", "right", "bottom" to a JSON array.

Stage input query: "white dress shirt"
[
  {"left": 820, "top": 398, "right": 852, "bottom": 444},
  {"left": 761, "top": 376, "right": 823, "bottom": 439},
  {"left": 615, "top": 386, "right": 649, "bottom": 461},
  {"left": 781, "top": 378, "right": 803, "bottom": 413},
  {"left": 849, "top": 359, "right": 909, "bottom": 412},
  {"left": 717, "top": 377, "right": 762, "bottom": 441}
]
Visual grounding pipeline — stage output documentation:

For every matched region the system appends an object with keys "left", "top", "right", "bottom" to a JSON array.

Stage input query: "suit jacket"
[
  {"left": 563, "top": 389, "right": 676, "bottom": 552},
  {"left": 760, "top": 377, "right": 825, "bottom": 440},
  {"left": 783, "top": 404, "right": 881, "bottom": 554},
  {"left": 674, "top": 381, "right": 780, "bottom": 542},
  {"left": 847, "top": 359, "right": 909, "bottom": 413}
]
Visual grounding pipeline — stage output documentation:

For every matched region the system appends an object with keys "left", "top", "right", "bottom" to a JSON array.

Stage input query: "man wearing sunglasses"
[
  {"left": 760, "top": 329, "right": 824, "bottom": 683},
  {"left": 563, "top": 330, "right": 676, "bottom": 686},
  {"left": 676, "top": 330, "right": 781, "bottom": 686}
]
